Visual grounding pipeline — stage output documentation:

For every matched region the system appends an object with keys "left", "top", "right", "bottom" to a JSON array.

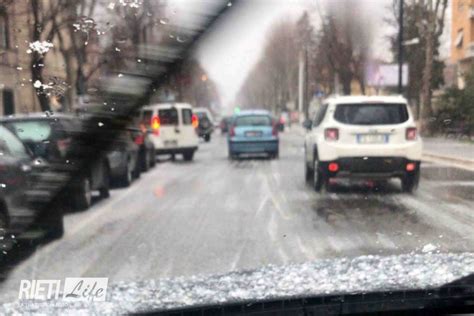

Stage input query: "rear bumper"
[
  {"left": 229, "top": 140, "right": 279, "bottom": 154},
  {"left": 318, "top": 141, "right": 422, "bottom": 161},
  {"left": 156, "top": 146, "right": 198, "bottom": 155},
  {"left": 319, "top": 157, "right": 420, "bottom": 179}
]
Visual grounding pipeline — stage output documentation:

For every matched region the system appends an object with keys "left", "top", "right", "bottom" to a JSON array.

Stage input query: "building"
[{"left": 450, "top": 0, "right": 474, "bottom": 88}]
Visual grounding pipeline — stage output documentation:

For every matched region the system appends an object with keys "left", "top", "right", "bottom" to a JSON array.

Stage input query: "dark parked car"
[
  {"left": 220, "top": 116, "right": 232, "bottom": 134},
  {"left": 0, "top": 124, "right": 64, "bottom": 239},
  {"left": 194, "top": 108, "right": 214, "bottom": 142},
  {"left": 0, "top": 114, "right": 112, "bottom": 210},
  {"left": 106, "top": 128, "right": 140, "bottom": 187}
]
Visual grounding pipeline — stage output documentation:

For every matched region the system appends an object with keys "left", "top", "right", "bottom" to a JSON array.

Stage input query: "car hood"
[{"left": 3, "top": 252, "right": 474, "bottom": 315}]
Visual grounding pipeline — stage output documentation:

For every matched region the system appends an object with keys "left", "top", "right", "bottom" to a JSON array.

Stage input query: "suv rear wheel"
[
  {"left": 402, "top": 170, "right": 420, "bottom": 193},
  {"left": 119, "top": 163, "right": 133, "bottom": 187},
  {"left": 313, "top": 157, "right": 327, "bottom": 192}
]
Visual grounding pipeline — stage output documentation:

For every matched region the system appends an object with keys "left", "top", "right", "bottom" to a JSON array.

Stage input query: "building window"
[
  {"left": 455, "top": 29, "right": 464, "bottom": 48},
  {"left": 0, "top": 8, "right": 8, "bottom": 49}
]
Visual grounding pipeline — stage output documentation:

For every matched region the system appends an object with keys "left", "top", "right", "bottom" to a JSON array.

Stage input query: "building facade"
[{"left": 451, "top": 0, "right": 474, "bottom": 88}]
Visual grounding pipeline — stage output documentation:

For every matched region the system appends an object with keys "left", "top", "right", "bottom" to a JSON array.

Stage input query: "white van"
[{"left": 139, "top": 103, "right": 199, "bottom": 161}]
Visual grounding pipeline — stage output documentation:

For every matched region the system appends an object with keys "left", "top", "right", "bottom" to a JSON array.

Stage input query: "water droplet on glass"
[
  {"left": 227, "top": 2, "right": 232, "bottom": 7},
  {"left": 0, "top": 184, "right": 6, "bottom": 188},
  {"left": 118, "top": 73, "right": 123, "bottom": 78},
  {"left": 98, "top": 122, "right": 104, "bottom": 127},
  {"left": 159, "top": 18, "right": 169, "bottom": 25}
]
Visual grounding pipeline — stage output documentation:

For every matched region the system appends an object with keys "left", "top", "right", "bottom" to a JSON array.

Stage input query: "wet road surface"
[{"left": 0, "top": 130, "right": 473, "bottom": 302}]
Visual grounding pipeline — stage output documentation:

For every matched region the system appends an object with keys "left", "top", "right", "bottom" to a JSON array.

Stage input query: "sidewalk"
[{"left": 422, "top": 137, "right": 474, "bottom": 168}]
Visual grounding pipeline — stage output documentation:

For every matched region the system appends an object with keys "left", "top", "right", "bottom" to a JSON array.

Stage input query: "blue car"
[{"left": 227, "top": 110, "right": 279, "bottom": 159}]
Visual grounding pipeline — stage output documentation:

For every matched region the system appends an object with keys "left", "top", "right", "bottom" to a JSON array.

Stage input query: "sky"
[{"left": 192, "top": 0, "right": 451, "bottom": 110}]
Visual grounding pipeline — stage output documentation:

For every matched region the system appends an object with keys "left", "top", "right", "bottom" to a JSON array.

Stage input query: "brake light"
[
  {"left": 328, "top": 162, "right": 339, "bottom": 172},
  {"left": 229, "top": 126, "right": 235, "bottom": 137},
  {"left": 325, "top": 128, "right": 339, "bottom": 141},
  {"left": 406, "top": 127, "right": 417, "bottom": 141},
  {"left": 192, "top": 114, "right": 199, "bottom": 128},
  {"left": 151, "top": 115, "right": 160, "bottom": 136},
  {"left": 406, "top": 162, "right": 416, "bottom": 171}
]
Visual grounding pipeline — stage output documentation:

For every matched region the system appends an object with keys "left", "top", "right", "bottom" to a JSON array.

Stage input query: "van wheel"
[
  {"left": 183, "top": 151, "right": 194, "bottom": 161},
  {"left": 43, "top": 206, "right": 64, "bottom": 240},
  {"left": 73, "top": 177, "right": 92, "bottom": 210},
  {"left": 402, "top": 171, "right": 420, "bottom": 193}
]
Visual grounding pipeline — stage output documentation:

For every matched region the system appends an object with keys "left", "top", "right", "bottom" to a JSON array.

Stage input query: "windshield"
[
  {"left": 0, "top": 0, "right": 473, "bottom": 314},
  {"left": 334, "top": 103, "right": 409, "bottom": 125}
]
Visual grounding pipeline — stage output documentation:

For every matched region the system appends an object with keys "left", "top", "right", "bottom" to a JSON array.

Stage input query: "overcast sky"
[{"left": 193, "top": 0, "right": 450, "bottom": 110}]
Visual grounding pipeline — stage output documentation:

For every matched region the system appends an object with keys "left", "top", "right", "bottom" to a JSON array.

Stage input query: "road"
[{"left": 0, "top": 130, "right": 473, "bottom": 302}]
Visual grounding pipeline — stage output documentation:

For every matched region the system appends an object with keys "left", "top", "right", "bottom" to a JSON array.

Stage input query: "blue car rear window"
[{"left": 235, "top": 115, "right": 272, "bottom": 127}]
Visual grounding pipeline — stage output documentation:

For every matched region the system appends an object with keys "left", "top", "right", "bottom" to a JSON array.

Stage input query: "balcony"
[{"left": 465, "top": 42, "right": 474, "bottom": 59}]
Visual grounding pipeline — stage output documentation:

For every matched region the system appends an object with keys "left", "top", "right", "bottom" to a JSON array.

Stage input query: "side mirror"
[{"left": 303, "top": 119, "right": 312, "bottom": 130}]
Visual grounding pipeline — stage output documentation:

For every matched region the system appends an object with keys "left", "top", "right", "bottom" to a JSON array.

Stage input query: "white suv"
[
  {"left": 304, "top": 96, "right": 422, "bottom": 193},
  {"left": 139, "top": 103, "right": 199, "bottom": 161}
]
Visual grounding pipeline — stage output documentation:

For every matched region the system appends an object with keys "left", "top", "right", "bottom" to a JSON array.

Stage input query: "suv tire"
[
  {"left": 313, "top": 157, "right": 327, "bottom": 192},
  {"left": 402, "top": 170, "right": 420, "bottom": 193}
]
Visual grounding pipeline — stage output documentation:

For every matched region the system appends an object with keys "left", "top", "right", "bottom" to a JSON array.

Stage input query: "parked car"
[
  {"left": 303, "top": 95, "right": 422, "bottom": 193},
  {"left": 0, "top": 114, "right": 111, "bottom": 210},
  {"left": 227, "top": 110, "right": 279, "bottom": 159},
  {"left": 139, "top": 103, "right": 199, "bottom": 161},
  {"left": 0, "top": 124, "right": 64, "bottom": 239},
  {"left": 194, "top": 108, "right": 214, "bottom": 142}
]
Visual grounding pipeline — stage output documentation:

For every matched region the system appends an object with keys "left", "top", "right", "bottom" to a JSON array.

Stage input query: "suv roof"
[{"left": 324, "top": 95, "right": 408, "bottom": 105}]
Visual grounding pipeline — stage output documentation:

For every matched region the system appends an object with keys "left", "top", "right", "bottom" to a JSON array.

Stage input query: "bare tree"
[{"left": 419, "top": 0, "right": 447, "bottom": 125}]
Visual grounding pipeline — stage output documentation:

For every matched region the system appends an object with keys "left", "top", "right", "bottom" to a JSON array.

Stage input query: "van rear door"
[{"left": 158, "top": 107, "right": 179, "bottom": 148}]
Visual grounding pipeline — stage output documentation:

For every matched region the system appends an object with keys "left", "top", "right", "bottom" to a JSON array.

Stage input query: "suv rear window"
[
  {"left": 334, "top": 103, "right": 409, "bottom": 125},
  {"left": 159, "top": 109, "right": 178, "bottom": 125},
  {"left": 235, "top": 115, "right": 272, "bottom": 127}
]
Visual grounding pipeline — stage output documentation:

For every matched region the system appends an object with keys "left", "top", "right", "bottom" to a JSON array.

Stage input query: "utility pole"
[
  {"left": 421, "top": 0, "right": 435, "bottom": 134},
  {"left": 398, "top": 0, "right": 404, "bottom": 94},
  {"left": 298, "top": 50, "right": 305, "bottom": 122}
]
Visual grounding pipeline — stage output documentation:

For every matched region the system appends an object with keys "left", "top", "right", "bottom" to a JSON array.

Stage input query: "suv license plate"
[
  {"left": 164, "top": 140, "right": 178, "bottom": 147},
  {"left": 357, "top": 134, "right": 388, "bottom": 144}
]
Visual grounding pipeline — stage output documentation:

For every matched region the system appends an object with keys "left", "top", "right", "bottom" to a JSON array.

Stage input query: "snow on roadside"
[{"left": 3, "top": 252, "right": 474, "bottom": 315}]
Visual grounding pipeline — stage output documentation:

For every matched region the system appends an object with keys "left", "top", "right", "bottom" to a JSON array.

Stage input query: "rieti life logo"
[{"left": 19, "top": 278, "right": 108, "bottom": 301}]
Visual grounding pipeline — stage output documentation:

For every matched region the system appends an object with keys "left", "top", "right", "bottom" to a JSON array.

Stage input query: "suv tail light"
[
  {"left": 406, "top": 127, "right": 417, "bottom": 141},
  {"left": 192, "top": 114, "right": 199, "bottom": 128},
  {"left": 151, "top": 115, "right": 160, "bottom": 136},
  {"left": 325, "top": 128, "right": 339, "bottom": 141},
  {"left": 229, "top": 126, "right": 235, "bottom": 137}
]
